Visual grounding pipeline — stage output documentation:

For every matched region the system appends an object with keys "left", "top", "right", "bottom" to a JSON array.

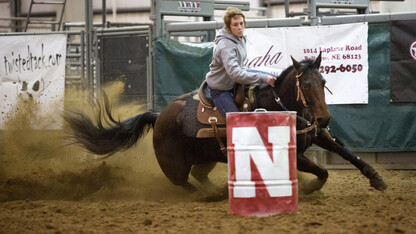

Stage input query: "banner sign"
[
  {"left": 244, "top": 23, "right": 369, "bottom": 104},
  {"left": 390, "top": 19, "right": 416, "bottom": 102},
  {"left": 0, "top": 34, "right": 66, "bottom": 129}
]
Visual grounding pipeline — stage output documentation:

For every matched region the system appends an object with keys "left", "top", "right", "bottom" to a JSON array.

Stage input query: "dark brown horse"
[{"left": 64, "top": 53, "right": 387, "bottom": 194}]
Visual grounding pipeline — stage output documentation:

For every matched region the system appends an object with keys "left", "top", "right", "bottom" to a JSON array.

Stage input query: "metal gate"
[{"left": 95, "top": 26, "right": 152, "bottom": 107}]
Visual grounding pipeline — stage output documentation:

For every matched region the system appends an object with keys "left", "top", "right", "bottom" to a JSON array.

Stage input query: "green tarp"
[
  {"left": 153, "top": 23, "right": 416, "bottom": 152},
  {"left": 154, "top": 39, "right": 213, "bottom": 109},
  {"left": 328, "top": 23, "right": 416, "bottom": 152}
]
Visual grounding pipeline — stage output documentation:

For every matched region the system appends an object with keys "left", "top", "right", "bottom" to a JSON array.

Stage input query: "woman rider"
[{"left": 205, "top": 7, "right": 276, "bottom": 117}]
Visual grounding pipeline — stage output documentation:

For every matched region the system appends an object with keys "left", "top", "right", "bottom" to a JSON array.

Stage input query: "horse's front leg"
[
  {"left": 297, "top": 153, "right": 329, "bottom": 194},
  {"left": 314, "top": 128, "right": 387, "bottom": 191}
]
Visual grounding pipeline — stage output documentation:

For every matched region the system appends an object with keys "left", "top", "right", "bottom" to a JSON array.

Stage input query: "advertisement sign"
[
  {"left": 244, "top": 23, "right": 369, "bottom": 104},
  {"left": 0, "top": 34, "right": 66, "bottom": 129},
  {"left": 390, "top": 19, "right": 416, "bottom": 102}
]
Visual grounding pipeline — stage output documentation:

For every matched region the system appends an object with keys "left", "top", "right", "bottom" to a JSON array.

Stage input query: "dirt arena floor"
[{"left": 1, "top": 83, "right": 415, "bottom": 233}]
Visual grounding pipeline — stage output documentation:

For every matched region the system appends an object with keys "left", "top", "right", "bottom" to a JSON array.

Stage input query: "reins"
[{"left": 271, "top": 87, "right": 318, "bottom": 136}]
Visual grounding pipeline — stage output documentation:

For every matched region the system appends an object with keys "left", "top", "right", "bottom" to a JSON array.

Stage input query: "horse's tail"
[{"left": 64, "top": 98, "right": 159, "bottom": 157}]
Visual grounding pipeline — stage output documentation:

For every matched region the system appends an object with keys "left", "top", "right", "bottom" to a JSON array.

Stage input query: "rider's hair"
[{"left": 223, "top": 7, "right": 246, "bottom": 33}]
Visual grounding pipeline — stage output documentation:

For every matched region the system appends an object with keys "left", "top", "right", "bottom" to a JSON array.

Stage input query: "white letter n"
[{"left": 232, "top": 126, "right": 292, "bottom": 198}]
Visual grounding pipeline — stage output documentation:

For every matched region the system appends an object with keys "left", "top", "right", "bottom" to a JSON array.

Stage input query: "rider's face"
[{"left": 230, "top": 15, "right": 245, "bottom": 38}]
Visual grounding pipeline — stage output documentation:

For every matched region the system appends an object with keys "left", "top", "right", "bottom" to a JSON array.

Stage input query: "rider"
[{"left": 205, "top": 7, "right": 276, "bottom": 117}]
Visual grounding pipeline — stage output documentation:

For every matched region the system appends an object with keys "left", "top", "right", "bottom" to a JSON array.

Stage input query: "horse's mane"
[
  {"left": 277, "top": 58, "right": 316, "bottom": 81},
  {"left": 255, "top": 58, "right": 318, "bottom": 90}
]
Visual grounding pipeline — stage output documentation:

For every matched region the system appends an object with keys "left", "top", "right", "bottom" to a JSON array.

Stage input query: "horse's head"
[{"left": 290, "top": 52, "right": 330, "bottom": 128}]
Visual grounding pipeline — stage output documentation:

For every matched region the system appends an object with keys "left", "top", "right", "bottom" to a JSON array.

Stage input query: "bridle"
[
  {"left": 295, "top": 72, "right": 309, "bottom": 108},
  {"left": 295, "top": 71, "right": 333, "bottom": 108},
  {"left": 271, "top": 89, "right": 319, "bottom": 136},
  {"left": 271, "top": 70, "right": 332, "bottom": 136}
]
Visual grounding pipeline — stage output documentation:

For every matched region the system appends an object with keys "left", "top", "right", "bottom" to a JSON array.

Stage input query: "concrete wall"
[
  {"left": 380, "top": 0, "right": 416, "bottom": 13},
  {"left": 0, "top": 2, "right": 11, "bottom": 33},
  {"left": 10, "top": 0, "right": 416, "bottom": 30},
  {"left": 62, "top": 0, "right": 85, "bottom": 23},
  {"left": 20, "top": 0, "right": 150, "bottom": 14}
]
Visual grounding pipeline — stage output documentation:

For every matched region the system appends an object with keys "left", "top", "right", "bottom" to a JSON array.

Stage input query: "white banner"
[
  {"left": 0, "top": 34, "right": 66, "bottom": 129},
  {"left": 244, "top": 23, "right": 369, "bottom": 104}
]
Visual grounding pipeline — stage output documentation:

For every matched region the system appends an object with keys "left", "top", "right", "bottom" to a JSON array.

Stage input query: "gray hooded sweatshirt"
[{"left": 205, "top": 27, "right": 267, "bottom": 91}]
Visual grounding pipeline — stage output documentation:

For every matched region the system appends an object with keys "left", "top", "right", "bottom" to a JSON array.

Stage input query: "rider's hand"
[{"left": 266, "top": 75, "right": 277, "bottom": 87}]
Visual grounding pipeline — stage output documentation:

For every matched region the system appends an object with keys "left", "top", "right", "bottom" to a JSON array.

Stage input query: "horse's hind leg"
[
  {"left": 314, "top": 128, "right": 387, "bottom": 191},
  {"left": 152, "top": 100, "right": 200, "bottom": 193},
  {"left": 297, "top": 154, "right": 329, "bottom": 194},
  {"left": 191, "top": 162, "right": 217, "bottom": 186},
  {"left": 154, "top": 142, "right": 197, "bottom": 192}
]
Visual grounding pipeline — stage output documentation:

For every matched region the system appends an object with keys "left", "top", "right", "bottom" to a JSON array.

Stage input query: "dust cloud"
[
  {"left": 2, "top": 84, "right": 416, "bottom": 234},
  {"left": 0, "top": 82, "right": 194, "bottom": 202}
]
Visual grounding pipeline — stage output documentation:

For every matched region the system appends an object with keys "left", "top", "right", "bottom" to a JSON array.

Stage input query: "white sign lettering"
[
  {"left": 0, "top": 34, "right": 66, "bottom": 129},
  {"left": 232, "top": 126, "right": 292, "bottom": 198}
]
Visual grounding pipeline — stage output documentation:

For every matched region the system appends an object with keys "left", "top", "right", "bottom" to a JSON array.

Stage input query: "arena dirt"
[{"left": 0, "top": 82, "right": 415, "bottom": 233}]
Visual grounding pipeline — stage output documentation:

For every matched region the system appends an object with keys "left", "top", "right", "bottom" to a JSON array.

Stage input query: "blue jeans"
[{"left": 208, "top": 86, "right": 239, "bottom": 118}]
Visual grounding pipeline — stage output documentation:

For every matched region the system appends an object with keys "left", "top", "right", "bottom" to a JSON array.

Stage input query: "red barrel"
[{"left": 227, "top": 111, "right": 298, "bottom": 216}]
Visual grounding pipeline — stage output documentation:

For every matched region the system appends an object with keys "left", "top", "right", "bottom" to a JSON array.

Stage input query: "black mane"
[{"left": 277, "top": 58, "right": 316, "bottom": 81}]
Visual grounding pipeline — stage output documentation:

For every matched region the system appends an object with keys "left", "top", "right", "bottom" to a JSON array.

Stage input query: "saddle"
[
  {"left": 195, "top": 81, "right": 252, "bottom": 155},
  {"left": 196, "top": 81, "right": 250, "bottom": 126}
]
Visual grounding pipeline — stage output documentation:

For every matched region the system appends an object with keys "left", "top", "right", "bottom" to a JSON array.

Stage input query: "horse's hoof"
[
  {"left": 189, "top": 190, "right": 209, "bottom": 201},
  {"left": 370, "top": 173, "right": 387, "bottom": 191},
  {"left": 190, "top": 187, "right": 228, "bottom": 202},
  {"left": 202, "top": 191, "right": 228, "bottom": 202},
  {"left": 301, "top": 178, "right": 327, "bottom": 195}
]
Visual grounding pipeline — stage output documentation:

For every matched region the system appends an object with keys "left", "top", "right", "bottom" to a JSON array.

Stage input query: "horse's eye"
[{"left": 302, "top": 82, "right": 311, "bottom": 89}]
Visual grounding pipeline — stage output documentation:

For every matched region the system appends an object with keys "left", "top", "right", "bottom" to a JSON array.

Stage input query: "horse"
[{"left": 64, "top": 53, "right": 387, "bottom": 194}]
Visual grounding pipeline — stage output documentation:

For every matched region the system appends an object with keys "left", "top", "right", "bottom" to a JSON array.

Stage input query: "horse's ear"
[
  {"left": 314, "top": 51, "right": 322, "bottom": 68},
  {"left": 291, "top": 56, "right": 301, "bottom": 73}
]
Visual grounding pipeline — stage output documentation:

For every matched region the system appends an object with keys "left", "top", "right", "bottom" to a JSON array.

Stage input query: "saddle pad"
[
  {"left": 181, "top": 90, "right": 227, "bottom": 138},
  {"left": 180, "top": 91, "right": 213, "bottom": 137}
]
